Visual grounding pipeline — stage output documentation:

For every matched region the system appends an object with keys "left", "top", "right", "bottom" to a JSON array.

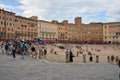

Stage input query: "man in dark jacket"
[{"left": 70, "top": 50, "right": 74, "bottom": 62}]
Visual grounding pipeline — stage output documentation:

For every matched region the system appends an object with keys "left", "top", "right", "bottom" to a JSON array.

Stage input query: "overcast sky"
[{"left": 0, "top": 0, "right": 120, "bottom": 23}]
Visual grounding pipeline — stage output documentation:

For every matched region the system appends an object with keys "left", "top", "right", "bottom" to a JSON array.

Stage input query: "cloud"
[
  {"left": 1, "top": 0, "right": 120, "bottom": 23},
  {"left": 106, "top": 0, "right": 120, "bottom": 22},
  {"left": 18, "top": 0, "right": 51, "bottom": 19},
  {"left": 0, "top": 4, "right": 6, "bottom": 8}
]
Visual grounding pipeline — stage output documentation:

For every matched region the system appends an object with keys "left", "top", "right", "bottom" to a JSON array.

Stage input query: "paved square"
[{"left": 0, "top": 51, "right": 119, "bottom": 80}]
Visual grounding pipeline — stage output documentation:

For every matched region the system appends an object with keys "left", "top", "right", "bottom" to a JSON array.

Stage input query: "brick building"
[
  {"left": 103, "top": 22, "right": 120, "bottom": 44},
  {"left": 38, "top": 20, "right": 58, "bottom": 43},
  {"left": 0, "top": 8, "right": 38, "bottom": 41},
  {"left": 0, "top": 9, "right": 120, "bottom": 44},
  {"left": 82, "top": 23, "right": 103, "bottom": 43}
]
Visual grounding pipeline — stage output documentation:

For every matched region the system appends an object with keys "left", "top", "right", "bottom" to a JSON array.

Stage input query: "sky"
[{"left": 0, "top": 0, "right": 120, "bottom": 24}]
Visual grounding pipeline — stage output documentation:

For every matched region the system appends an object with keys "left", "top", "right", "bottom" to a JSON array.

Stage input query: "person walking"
[
  {"left": 77, "top": 51, "right": 79, "bottom": 57},
  {"left": 31, "top": 45, "right": 36, "bottom": 59},
  {"left": 12, "top": 45, "right": 16, "bottom": 59},
  {"left": 36, "top": 44, "right": 40, "bottom": 59},
  {"left": 111, "top": 55, "right": 114, "bottom": 63},
  {"left": 21, "top": 43, "right": 25, "bottom": 59},
  {"left": 19, "top": 40, "right": 24, "bottom": 59},
  {"left": 5, "top": 43, "right": 9, "bottom": 55},
  {"left": 70, "top": 50, "right": 74, "bottom": 62},
  {"left": 44, "top": 47, "right": 47, "bottom": 58},
  {"left": 90, "top": 55, "right": 93, "bottom": 62},
  {"left": 50, "top": 48, "right": 54, "bottom": 54},
  {"left": 39, "top": 46, "right": 42, "bottom": 59},
  {"left": 41, "top": 46, "right": 45, "bottom": 57},
  {"left": 119, "top": 59, "right": 120, "bottom": 67},
  {"left": 1, "top": 43, "right": 5, "bottom": 54}
]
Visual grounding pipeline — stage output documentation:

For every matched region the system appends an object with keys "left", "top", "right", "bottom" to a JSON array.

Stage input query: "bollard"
[
  {"left": 83, "top": 55, "right": 86, "bottom": 63},
  {"left": 107, "top": 56, "right": 110, "bottom": 63},
  {"left": 115, "top": 56, "right": 119, "bottom": 65},
  {"left": 66, "top": 54, "right": 70, "bottom": 63},
  {"left": 96, "top": 55, "right": 99, "bottom": 63}
]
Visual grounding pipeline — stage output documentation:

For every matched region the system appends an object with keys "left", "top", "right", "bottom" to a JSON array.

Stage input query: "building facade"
[
  {"left": 38, "top": 20, "right": 58, "bottom": 43},
  {"left": 82, "top": 23, "right": 103, "bottom": 43},
  {"left": 0, "top": 9, "right": 120, "bottom": 44},
  {"left": 0, "top": 8, "right": 38, "bottom": 41},
  {"left": 103, "top": 22, "right": 120, "bottom": 43},
  {"left": 56, "top": 20, "right": 68, "bottom": 42}
]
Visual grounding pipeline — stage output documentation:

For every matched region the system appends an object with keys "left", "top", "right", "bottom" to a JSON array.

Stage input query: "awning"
[{"left": 43, "top": 40, "right": 56, "bottom": 43}]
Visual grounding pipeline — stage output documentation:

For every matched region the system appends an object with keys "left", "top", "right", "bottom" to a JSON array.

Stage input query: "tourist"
[
  {"left": 12, "top": 45, "right": 16, "bottom": 59},
  {"left": 41, "top": 46, "right": 45, "bottom": 56},
  {"left": 39, "top": 46, "right": 43, "bottom": 59},
  {"left": 1, "top": 43, "right": 3, "bottom": 49},
  {"left": 9, "top": 43, "right": 13, "bottom": 55},
  {"left": 21, "top": 43, "right": 25, "bottom": 59},
  {"left": 88, "top": 51, "right": 91, "bottom": 55},
  {"left": 31, "top": 45, "right": 36, "bottom": 59},
  {"left": 50, "top": 48, "right": 54, "bottom": 54},
  {"left": 1, "top": 43, "right": 5, "bottom": 54},
  {"left": 5, "top": 43, "right": 9, "bottom": 55},
  {"left": 77, "top": 51, "right": 79, "bottom": 57},
  {"left": 44, "top": 47, "right": 47, "bottom": 58},
  {"left": 107, "top": 56, "right": 110, "bottom": 63},
  {"left": 111, "top": 55, "right": 114, "bottom": 63},
  {"left": 36, "top": 44, "right": 40, "bottom": 59},
  {"left": 19, "top": 40, "right": 25, "bottom": 59},
  {"left": 89, "top": 55, "right": 93, "bottom": 62},
  {"left": 70, "top": 49, "right": 75, "bottom": 62}
]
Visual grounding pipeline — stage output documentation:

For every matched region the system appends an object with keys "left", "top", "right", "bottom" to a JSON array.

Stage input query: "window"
[
  {"left": 42, "top": 34, "right": 44, "bottom": 38},
  {"left": 42, "top": 27, "right": 44, "bottom": 32},
  {"left": 46, "top": 34, "right": 48, "bottom": 38},
  {"left": 1, "top": 21, "right": 3, "bottom": 25}
]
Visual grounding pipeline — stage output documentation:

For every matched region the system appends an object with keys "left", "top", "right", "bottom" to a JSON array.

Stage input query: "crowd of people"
[
  {"left": 0, "top": 40, "right": 120, "bottom": 67},
  {"left": 0, "top": 40, "right": 48, "bottom": 60}
]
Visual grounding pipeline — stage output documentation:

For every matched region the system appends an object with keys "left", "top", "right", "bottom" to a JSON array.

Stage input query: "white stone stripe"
[{"left": 42, "top": 59, "right": 51, "bottom": 63}]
